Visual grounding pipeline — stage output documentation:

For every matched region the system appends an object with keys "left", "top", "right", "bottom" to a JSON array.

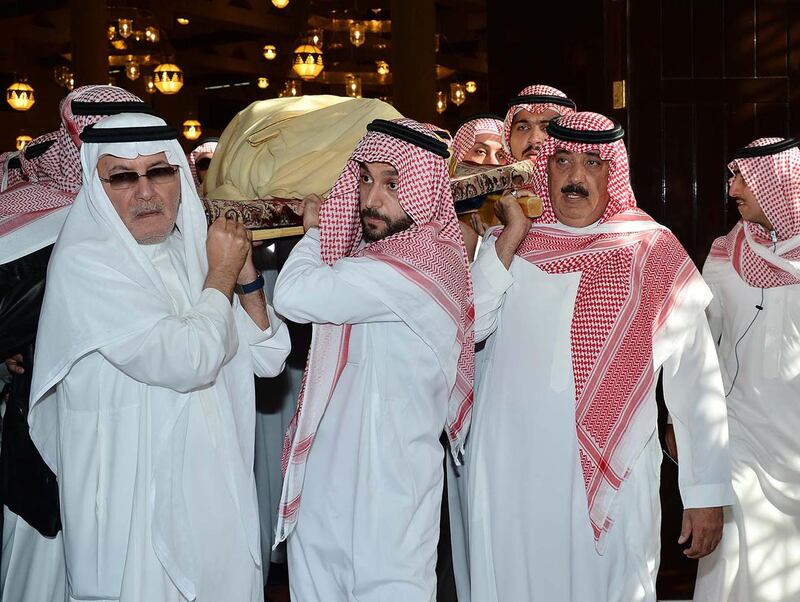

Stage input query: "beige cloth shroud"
[{"left": 204, "top": 95, "right": 402, "bottom": 201}]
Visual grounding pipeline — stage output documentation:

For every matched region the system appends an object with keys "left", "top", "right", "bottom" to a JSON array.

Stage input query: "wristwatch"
[{"left": 234, "top": 273, "right": 265, "bottom": 295}]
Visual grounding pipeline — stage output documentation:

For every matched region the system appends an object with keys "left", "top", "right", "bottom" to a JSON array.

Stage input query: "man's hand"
[
  {"left": 494, "top": 190, "right": 531, "bottom": 228},
  {"left": 494, "top": 191, "right": 531, "bottom": 269},
  {"left": 679, "top": 506, "right": 724, "bottom": 559},
  {"left": 4, "top": 353, "right": 24, "bottom": 375},
  {"left": 301, "top": 194, "right": 324, "bottom": 232},
  {"left": 205, "top": 217, "right": 251, "bottom": 301}
]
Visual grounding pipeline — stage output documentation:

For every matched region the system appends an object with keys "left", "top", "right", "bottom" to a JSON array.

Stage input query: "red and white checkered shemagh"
[
  {"left": 497, "top": 111, "right": 700, "bottom": 544},
  {"left": 501, "top": 84, "right": 575, "bottom": 163},
  {"left": 1, "top": 151, "right": 23, "bottom": 192},
  {"left": 276, "top": 118, "right": 475, "bottom": 541},
  {"left": 0, "top": 86, "right": 145, "bottom": 239},
  {"left": 707, "top": 138, "right": 800, "bottom": 288},
  {"left": 187, "top": 140, "right": 218, "bottom": 186},
  {"left": 452, "top": 117, "right": 504, "bottom": 162}
]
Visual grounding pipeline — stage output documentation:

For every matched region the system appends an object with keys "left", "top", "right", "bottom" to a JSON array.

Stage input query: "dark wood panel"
[
  {"left": 724, "top": 0, "right": 757, "bottom": 78},
  {"left": 694, "top": 103, "right": 729, "bottom": 264},
  {"left": 661, "top": 76, "right": 788, "bottom": 103},
  {"left": 661, "top": 103, "right": 696, "bottom": 251},
  {"left": 756, "top": 0, "right": 789, "bottom": 77},
  {"left": 727, "top": 102, "right": 758, "bottom": 150},
  {"left": 692, "top": 0, "right": 725, "bottom": 78},
  {"left": 755, "top": 101, "right": 792, "bottom": 138},
  {"left": 661, "top": 0, "right": 693, "bottom": 79}
]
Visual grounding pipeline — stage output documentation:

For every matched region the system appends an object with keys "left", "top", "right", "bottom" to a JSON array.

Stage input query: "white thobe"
[
  {"left": 1, "top": 508, "right": 66, "bottom": 602},
  {"left": 56, "top": 235, "right": 290, "bottom": 602},
  {"left": 694, "top": 258, "right": 800, "bottom": 602},
  {"left": 466, "top": 233, "right": 733, "bottom": 602},
  {"left": 253, "top": 242, "right": 305, "bottom": 574},
  {"left": 274, "top": 230, "right": 449, "bottom": 602}
]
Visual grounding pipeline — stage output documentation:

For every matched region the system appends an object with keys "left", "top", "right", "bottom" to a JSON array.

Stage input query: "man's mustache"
[
  {"left": 131, "top": 201, "right": 165, "bottom": 216},
  {"left": 561, "top": 184, "right": 589, "bottom": 198},
  {"left": 360, "top": 208, "right": 390, "bottom": 225},
  {"left": 523, "top": 144, "right": 539, "bottom": 156}
]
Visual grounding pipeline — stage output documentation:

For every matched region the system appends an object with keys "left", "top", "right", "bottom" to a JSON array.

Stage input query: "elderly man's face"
[
  {"left": 98, "top": 152, "right": 181, "bottom": 244},
  {"left": 358, "top": 161, "right": 414, "bottom": 242},
  {"left": 509, "top": 108, "right": 560, "bottom": 161},
  {"left": 547, "top": 149, "right": 610, "bottom": 227},
  {"left": 728, "top": 169, "right": 772, "bottom": 230},
  {"left": 463, "top": 132, "right": 504, "bottom": 166}
]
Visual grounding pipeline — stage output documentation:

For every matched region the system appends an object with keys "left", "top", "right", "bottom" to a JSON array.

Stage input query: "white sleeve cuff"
[
  {"left": 472, "top": 243, "right": 515, "bottom": 295},
  {"left": 681, "top": 482, "right": 736, "bottom": 509}
]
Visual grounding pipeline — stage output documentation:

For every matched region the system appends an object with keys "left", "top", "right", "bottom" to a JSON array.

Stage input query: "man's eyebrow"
[
  {"left": 381, "top": 168, "right": 398, "bottom": 177},
  {"left": 105, "top": 158, "right": 170, "bottom": 173}
]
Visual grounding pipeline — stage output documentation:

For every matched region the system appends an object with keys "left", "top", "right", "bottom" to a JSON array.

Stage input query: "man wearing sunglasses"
[{"left": 27, "top": 112, "right": 291, "bottom": 602}]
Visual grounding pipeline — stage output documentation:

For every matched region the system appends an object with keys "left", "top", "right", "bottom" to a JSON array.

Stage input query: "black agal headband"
[
  {"left": 80, "top": 124, "right": 179, "bottom": 144},
  {"left": 547, "top": 118, "right": 625, "bottom": 144},
  {"left": 71, "top": 100, "right": 155, "bottom": 116},
  {"left": 366, "top": 119, "right": 450, "bottom": 158},
  {"left": 732, "top": 138, "right": 800, "bottom": 160},
  {"left": 507, "top": 94, "right": 577, "bottom": 111}
]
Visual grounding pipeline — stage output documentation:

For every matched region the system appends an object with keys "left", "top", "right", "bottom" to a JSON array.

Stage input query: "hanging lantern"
[
  {"left": 435, "top": 91, "right": 447, "bottom": 115},
  {"left": 465, "top": 80, "right": 477, "bottom": 94},
  {"left": 111, "top": 39, "right": 127, "bottom": 50},
  {"left": 345, "top": 74, "right": 362, "bottom": 98},
  {"left": 153, "top": 63, "right": 184, "bottom": 94},
  {"left": 133, "top": 30, "right": 144, "bottom": 42},
  {"left": 257, "top": 77, "right": 269, "bottom": 89},
  {"left": 349, "top": 22, "right": 366, "bottom": 47},
  {"left": 376, "top": 61, "right": 390, "bottom": 77},
  {"left": 66, "top": 75, "right": 75, "bottom": 91},
  {"left": 15, "top": 135, "right": 32, "bottom": 151},
  {"left": 145, "top": 26, "right": 159, "bottom": 43},
  {"left": 125, "top": 61, "right": 141, "bottom": 81},
  {"left": 118, "top": 18, "right": 133, "bottom": 38},
  {"left": 53, "top": 65, "right": 71, "bottom": 87},
  {"left": 145, "top": 75, "right": 156, "bottom": 94},
  {"left": 263, "top": 44, "right": 277, "bottom": 60},
  {"left": 450, "top": 83, "right": 466, "bottom": 107},
  {"left": 182, "top": 119, "right": 202, "bottom": 141},
  {"left": 6, "top": 78, "right": 35, "bottom": 111},
  {"left": 279, "top": 80, "right": 301, "bottom": 97},
  {"left": 292, "top": 44, "right": 324, "bottom": 80},
  {"left": 176, "top": 16, "right": 190, "bottom": 25},
  {"left": 107, "top": 25, "right": 116, "bottom": 40},
  {"left": 272, "top": 0, "right": 289, "bottom": 7}
]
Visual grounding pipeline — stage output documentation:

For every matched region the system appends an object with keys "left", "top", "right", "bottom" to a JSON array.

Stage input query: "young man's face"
[
  {"left": 97, "top": 151, "right": 181, "bottom": 244},
  {"left": 462, "top": 132, "right": 504, "bottom": 166},
  {"left": 547, "top": 148, "right": 610, "bottom": 227},
  {"left": 358, "top": 161, "right": 414, "bottom": 242},
  {"left": 728, "top": 169, "right": 772, "bottom": 230},
  {"left": 509, "top": 108, "right": 561, "bottom": 161}
]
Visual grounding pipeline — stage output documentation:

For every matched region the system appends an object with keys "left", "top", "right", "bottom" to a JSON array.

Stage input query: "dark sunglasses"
[
  {"left": 99, "top": 165, "right": 180, "bottom": 190},
  {"left": 195, "top": 157, "right": 212, "bottom": 171}
]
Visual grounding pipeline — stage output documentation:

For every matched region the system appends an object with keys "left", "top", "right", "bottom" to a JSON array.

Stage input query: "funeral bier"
[{"left": 202, "top": 159, "right": 542, "bottom": 239}]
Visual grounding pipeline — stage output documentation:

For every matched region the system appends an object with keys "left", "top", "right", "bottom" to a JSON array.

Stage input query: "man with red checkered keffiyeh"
[
  {"left": 272, "top": 117, "right": 473, "bottom": 601},
  {"left": 466, "top": 111, "right": 733, "bottom": 601},
  {"left": 694, "top": 138, "right": 800, "bottom": 602}
]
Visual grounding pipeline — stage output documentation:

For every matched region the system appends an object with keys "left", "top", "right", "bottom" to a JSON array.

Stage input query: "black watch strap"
[{"left": 234, "top": 273, "right": 265, "bottom": 295}]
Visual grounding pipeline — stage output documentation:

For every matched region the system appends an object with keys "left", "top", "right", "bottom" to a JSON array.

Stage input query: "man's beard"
[{"left": 360, "top": 208, "right": 414, "bottom": 242}]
